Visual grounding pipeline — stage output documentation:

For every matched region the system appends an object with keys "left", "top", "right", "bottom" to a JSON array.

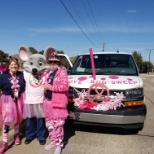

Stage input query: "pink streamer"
[{"left": 89, "top": 48, "right": 96, "bottom": 80}]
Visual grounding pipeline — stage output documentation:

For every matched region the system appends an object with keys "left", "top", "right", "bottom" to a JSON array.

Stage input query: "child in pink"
[{"left": 43, "top": 49, "right": 69, "bottom": 154}]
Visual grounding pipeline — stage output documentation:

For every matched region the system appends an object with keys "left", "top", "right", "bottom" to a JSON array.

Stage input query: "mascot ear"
[
  {"left": 18, "top": 45, "right": 32, "bottom": 61},
  {"left": 44, "top": 47, "right": 57, "bottom": 60}
]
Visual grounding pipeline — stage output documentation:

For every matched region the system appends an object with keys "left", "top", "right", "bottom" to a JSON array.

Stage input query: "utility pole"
[
  {"left": 102, "top": 42, "right": 105, "bottom": 52},
  {"left": 145, "top": 49, "right": 154, "bottom": 73}
]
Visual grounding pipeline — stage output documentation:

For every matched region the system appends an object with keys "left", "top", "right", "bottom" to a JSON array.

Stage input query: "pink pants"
[{"left": 46, "top": 118, "right": 65, "bottom": 147}]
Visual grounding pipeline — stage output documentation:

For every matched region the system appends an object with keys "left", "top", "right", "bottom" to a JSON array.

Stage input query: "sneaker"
[
  {"left": 45, "top": 142, "right": 55, "bottom": 151},
  {"left": 25, "top": 139, "right": 33, "bottom": 144},
  {"left": 54, "top": 146, "right": 62, "bottom": 154},
  {"left": 39, "top": 140, "right": 46, "bottom": 145},
  {"left": 0, "top": 142, "right": 8, "bottom": 154},
  {"left": 14, "top": 134, "right": 21, "bottom": 145}
]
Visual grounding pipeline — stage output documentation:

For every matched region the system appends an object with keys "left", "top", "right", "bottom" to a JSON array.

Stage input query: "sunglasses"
[{"left": 48, "top": 61, "right": 58, "bottom": 64}]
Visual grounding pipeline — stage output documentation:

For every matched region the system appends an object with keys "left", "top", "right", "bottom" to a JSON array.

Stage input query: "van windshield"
[{"left": 71, "top": 54, "right": 138, "bottom": 76}]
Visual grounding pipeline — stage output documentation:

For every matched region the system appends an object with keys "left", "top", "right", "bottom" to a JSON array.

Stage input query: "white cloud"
[
  {"left": 28, "top": 27, "right": 80, "bottom": 33},
  {"left": 28, "top": 24, "right": 154, "bottom": 34},
  {"left": 127, "top": 10, "right": 137, "bottom": 13}
]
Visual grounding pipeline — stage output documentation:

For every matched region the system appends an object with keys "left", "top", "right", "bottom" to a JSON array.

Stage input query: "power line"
[
  {"left": 59, "top": 0, "right": 97, "bottom": 47},
  {"left": 81, "top": 0, "right": 101, "bottom": 42},
  {"left": 69, "top": 0, "right": 101, "bottom": 44},
  {"left": 86, "top": 0, "right": 104, "bottom": 41}
]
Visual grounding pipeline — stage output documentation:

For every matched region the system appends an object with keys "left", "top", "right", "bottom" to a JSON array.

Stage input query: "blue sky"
[{"left": 0, "top": 0, "right": 154, "bottom": 63}]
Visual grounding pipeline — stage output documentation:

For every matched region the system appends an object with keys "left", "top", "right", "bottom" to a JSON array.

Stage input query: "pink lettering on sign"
[
  {"left": 73, "top": 80, "right": 78, "bottom": 83},
  {"left": 69, "top": 80, "right": 73, "bottom": 83},
  {"left": 128, "top": 81, "right": 133, "bottom": 84},
  {"left": 102, "top": 81, "right": 106, "bottom": 84},
  {"left": 90, "top": 80, "right": 95, "bottom": 83},
  {"left": 123, "top": 81, "right": 128, "bottom": 84},
  {"left": 69, "top": 76, "right": 138, "bottom": 85},
  {"left": 111, "top": 80, "right": 138, "bottom": 84},
  {"left": 112, "top": 81, "right": 116, "bottom": 84},
  {"left": 116, "top": 80, "right": 122, "bottom": 84},
  {"left": 96, "top": 80, "right": 102, "bottom": 83},
  {"left": 90, "top": 80, "right": 106, "bottom": 84},
  {"left": 68, "top": 77, "right": 73, "bottom": 79}
]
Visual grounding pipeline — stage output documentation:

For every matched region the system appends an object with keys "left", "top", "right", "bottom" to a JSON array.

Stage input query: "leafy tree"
[
  {"left": 29, "top": 47, "right": 38, "bottom": 54},
  {"left": 70, "top": 56, "right": 77, "bottom": 64},
  {"left": 38, "top": 50, "right": 44, "bottom": 55},
  {"left": 0, "top": 50, "right": 9, "bottom": 62},
  {"left": 132, "top": 51, "right": 143, "bottom": 69},
  {"left": 57, "top": 50, "right": 64, "bottom": 54},
  {"left": 142, "top": 61, "right": 153, "bottom": 72},
  {"left": 38, "top": 50, "right": 65, "bottom": 55}
]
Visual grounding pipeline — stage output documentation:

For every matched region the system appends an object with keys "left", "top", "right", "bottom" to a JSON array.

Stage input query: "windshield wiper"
[
  {"left": 71, "top": 72, "right": 92, "bottom": 75},
  {"left": 97, "top": 72, "right": 118, "bottom": 75}
]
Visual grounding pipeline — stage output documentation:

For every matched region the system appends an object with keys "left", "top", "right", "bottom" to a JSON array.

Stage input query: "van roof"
[{"left": 79, "top": 52, "right": 132, "bottom": 56}]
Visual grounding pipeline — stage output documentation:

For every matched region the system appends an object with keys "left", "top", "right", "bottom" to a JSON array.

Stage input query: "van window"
[{"left": 71, "top": 54, "right": 138, "bottom": 76}]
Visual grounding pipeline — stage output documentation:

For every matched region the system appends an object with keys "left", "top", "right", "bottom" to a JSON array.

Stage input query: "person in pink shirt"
[{"left": 43, "top": 48, "right": 69, "bottom": 154}]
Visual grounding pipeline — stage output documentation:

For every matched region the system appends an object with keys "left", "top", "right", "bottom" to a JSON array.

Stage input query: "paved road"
[{"left": 1, "top": 74, "right": 154, "bottom": 154}]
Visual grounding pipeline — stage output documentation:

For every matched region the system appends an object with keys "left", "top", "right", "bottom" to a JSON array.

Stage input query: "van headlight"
[{"left": 125, "top": 88, "right": 143, "bottom": 98}]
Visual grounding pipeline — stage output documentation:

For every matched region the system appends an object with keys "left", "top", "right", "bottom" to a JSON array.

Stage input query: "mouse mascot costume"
[{"left": 19, "top": 46, "right": 54, "bottom": 145}]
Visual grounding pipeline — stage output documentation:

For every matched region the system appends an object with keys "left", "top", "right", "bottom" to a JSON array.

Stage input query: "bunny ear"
[
  {"left": 44, "top": 47, "right": 57, "bottom": 60},
  {"left": 18, "top": 45, "right": 32, "bottom": 61}
]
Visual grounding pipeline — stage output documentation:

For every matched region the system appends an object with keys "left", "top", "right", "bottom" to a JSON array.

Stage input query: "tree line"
[
  {"left": 132, "top": 51, "right": 153, "bottom": 72},
  {"left": 0, "top": 47, "right": 65, "bottom": 62}
]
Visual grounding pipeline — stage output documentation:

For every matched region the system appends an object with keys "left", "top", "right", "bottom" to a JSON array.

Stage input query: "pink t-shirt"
[{"left": 24, "top": 71, "right": 45, "bottom": 104}]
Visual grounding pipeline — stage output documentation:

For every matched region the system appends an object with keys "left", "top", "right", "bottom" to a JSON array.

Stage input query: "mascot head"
[{"left": 18, "top": 45, "right": 56, "bottom": 78}]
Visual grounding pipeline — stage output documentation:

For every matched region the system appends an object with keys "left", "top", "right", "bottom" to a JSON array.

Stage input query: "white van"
[{"left": 60, "top": 51, "right": 147, "bottom": 133}]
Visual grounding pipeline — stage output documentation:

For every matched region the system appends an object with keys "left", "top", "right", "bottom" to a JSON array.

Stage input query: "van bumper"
[{"left": 69, "top": 104, "right": 147, "bottom": 129}]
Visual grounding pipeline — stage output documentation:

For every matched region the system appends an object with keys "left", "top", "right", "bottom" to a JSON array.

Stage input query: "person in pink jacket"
[{"left": 43, "top": 48, "right": 69, "bottom": 154}]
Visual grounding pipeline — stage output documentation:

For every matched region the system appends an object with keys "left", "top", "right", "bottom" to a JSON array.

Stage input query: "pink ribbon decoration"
[
  {"left": 79, "top": 101, "right": 96, "bottom": 110},
  {"left": 89, "top": 48, "right": 96, "bottom": 80}
]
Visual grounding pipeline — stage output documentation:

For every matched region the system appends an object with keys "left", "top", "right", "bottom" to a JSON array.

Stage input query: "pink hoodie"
[{"left": 48, "top": 67, "right": 69, "bottom": 108}]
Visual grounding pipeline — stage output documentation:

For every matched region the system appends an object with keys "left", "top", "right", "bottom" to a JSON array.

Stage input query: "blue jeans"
[{"left": 25, "top": 117, "right": 47, "bottom": 141}]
